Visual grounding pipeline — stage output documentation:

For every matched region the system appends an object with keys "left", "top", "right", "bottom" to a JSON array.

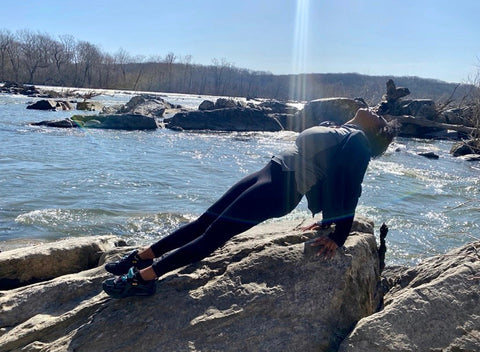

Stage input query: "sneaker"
[
  {"left": 105, "top": 249, "right": 153, "bottom": 275},
  {"left": 102, "top": 267, "right": 156, "bottom": 299}
]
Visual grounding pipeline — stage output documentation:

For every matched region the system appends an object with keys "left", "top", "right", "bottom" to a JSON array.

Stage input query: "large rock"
[
  {"left": 31, "top": 114, "right": 159, "bottom": 131},
  {"left": 1, "top": 81, "right": 41, "bottom": 96},
  {"left": 26, "top": 99, "right": 73, "bottom": 111},
  {"left": 30, "top": 118, "right": 78, "bottom": 128},
  {"left": 77, "top": 114, "right": 159, "bottom": 130},
  {"left": 287, "top": 98, "right": 367, "bottom": 132},
  {"left": 165, "top": 107, "right": 284, "bottom": 131},
  {"left": 117, "top": 95, "right": 175, "bottom": 117},
  {"left": 339, "top": 240, "right": 480, "bottom": 352},
  {"left": 0, "top": 217, "right": 382, "bottom": 352},
  {"left": 76, "top": 101, "right": 104, "bottom": 111},
  {"left": 450, "top": 139, "right": 480, "bottom": 157},
  {"left": 383, "top": 79, "right": 410, "bottom": 101},
  {"left": 0, "top": 236, "right": 120, "bottom": 290},
  {"left": 198, "top": 99, "right": 215, "bottom": 110},
  {"left": 439, "top": 107, "right": 477, "bottom": 127}
]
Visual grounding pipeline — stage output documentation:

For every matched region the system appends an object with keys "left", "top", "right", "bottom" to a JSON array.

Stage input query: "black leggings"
[{"left": 149, "top": 160, "right": 303, "bottom": 278}]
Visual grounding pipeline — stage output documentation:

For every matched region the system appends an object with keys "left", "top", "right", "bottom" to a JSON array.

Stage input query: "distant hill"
[{"left": 269, "top": 73, "right": 473, "bottom": 105}]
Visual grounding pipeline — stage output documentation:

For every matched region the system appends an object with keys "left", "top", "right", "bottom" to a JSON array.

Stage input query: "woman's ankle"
[{"left": 138, "top": 247, "right": 155, "bottom": 260}]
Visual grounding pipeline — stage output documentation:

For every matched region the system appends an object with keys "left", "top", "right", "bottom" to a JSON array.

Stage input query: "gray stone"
[
  {"left": 26, "top": 99, "right": 73, "bottom": 111},
  {"left": 338, "top": 240, "right": 480, "bottom": 352},
  {"left": 76, "top": 101, "right": 104, "bottom": 111},
  {"left": 398, "top": 99, "right": 437, "bottom": 120},
  {"left": 0, "top": 235, "right": 120, "bottom": 290},
  {"left": 30, "top": 118, "right": 78, "bottom": 128},
  {"left": 118, "top": 95, "right": 170, "bottom": 117},
  {"left": 85, "top": 114, "right": 158, "bottom": 130},
  {"left": 451, "top": 139, "right": 480, "bottom": 157},
  {"left": 214, "top": 98, "right": 238, "bottom": 109},
  {"left": 287, "top": 98, "right": 367, "bottom": 132},
  {"left": 166, "top": 107, "right": 284, "bottom": 132},
  {"left": 198, "top": 100, "right": 215, "bottom": 110},
  {"left": 383, "top": 79, "right": 410, "bottom": 101}
]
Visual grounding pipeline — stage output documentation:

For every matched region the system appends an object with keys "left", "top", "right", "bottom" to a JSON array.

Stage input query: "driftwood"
[{"left": 385, "top": 114, "right": 476, "bottom": 135}]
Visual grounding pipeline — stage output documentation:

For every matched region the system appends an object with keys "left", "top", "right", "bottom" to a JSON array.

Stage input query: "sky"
[{"left": 2, "top": 0, "right": 480, "bottom": 83}]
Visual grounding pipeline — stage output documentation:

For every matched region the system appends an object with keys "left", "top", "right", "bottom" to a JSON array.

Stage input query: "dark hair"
[{"left": 364, "top": 120, "right": 398, "bottom": 158}]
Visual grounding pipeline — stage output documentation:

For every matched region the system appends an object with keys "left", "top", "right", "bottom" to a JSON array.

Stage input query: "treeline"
[{"left": 0, "top": 29, "right": 474, "bottom": 104}]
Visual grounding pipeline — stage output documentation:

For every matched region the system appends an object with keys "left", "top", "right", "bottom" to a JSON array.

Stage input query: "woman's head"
[{"left": 349, "top": 108, "right": 397, "bottom": 158}]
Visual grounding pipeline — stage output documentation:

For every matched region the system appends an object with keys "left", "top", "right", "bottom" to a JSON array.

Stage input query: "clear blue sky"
[{"left": 3, "top": 0, "right": 479, "bottom": 83}]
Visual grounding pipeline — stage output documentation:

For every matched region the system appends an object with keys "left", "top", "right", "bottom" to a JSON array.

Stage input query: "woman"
[{"left": 103, "top": 108, "right": 395, "bottom": 298}]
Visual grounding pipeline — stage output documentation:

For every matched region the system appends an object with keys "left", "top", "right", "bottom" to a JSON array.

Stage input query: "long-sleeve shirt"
[{"left": 272, "top": 123, "right": 371, "bottom": 246}]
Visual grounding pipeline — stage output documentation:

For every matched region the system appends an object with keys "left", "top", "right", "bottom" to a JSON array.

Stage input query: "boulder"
[
  {"left": 198, "top": 100, "right": 215, "bottom": 110},
  {"left": 0, "top": 217, "right": 382, "bottom": 352},
  {"left": 438, "top": 107, "right": 475, "bottom": 127},
  {"left": 165, "top": 107, "right": 284, "bottom": 132},
  {"left": 383, "top": 79, "right": 410, "bottom": 101},
  {"left": 1, "top": 81, "right": 41, "bottom": 96},
  {"left": 75, "top": 114, "right": 159, "bottom": 130},
  {"left": 417, "top": 151, "right": 439, "bottom": 159},
  {"left": 214, "top": 98, "right": 239, "bottom": 109},
  {"left": 76, "top": 101, "right": 104, "bottom": 111},
  {"left": 258, "top": 100, "right": 299, "bottom": 115},
  {"left": 287, "top": 98, "right": 367, "bottom": 132},
  {"left": 26, "top": 99, "right": 73, "bottom": 111},
  {"left": 30, "top": 118, "right": 78, "bottom": 128},
  {"left": 451, "top": 139, "right": 480, "bottom": 157},
  {"left": 338, "top": 240, "right": 480, "bottom": 352},
  {"left": 32, "top": 114, "right": 159, "bottom": 131},
  {"left": 397, "top": 99, "right": 437, "bottom": 120},
  {"left": 117, "top": 95, "right": 172, "bottom": 117},
  {"left": 0, "top": 236, "right": 120, "bottom": 290}
]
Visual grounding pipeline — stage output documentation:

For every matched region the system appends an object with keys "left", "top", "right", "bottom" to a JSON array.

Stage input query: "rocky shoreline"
[{"left": 0, "top": 217, "right": 478, "bottom": 352}]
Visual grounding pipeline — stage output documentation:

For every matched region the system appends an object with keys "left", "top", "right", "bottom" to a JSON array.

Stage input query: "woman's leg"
[
  {"left": 147, "top": 162, "right": 273, "bottom": 258},
  {"left": 148, "top": 161, "right": 302, "bottom": 278}
]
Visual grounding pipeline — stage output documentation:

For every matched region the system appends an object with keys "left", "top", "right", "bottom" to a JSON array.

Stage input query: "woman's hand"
[
  {"left": 310, "top": 236, "right": 338, "bottom": 260},
  {"left": 300, "top": 222, "right": 321, "bottom": 232}
]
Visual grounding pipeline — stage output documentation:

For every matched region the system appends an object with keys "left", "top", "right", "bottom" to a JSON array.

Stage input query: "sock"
[{"left": 133, "top": 269, "right": 150, "bottom": 284}]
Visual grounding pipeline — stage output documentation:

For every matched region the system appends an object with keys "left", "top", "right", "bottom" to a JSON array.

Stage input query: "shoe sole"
[{"left": 102, "top": 278, "right": 156, "bottom": 299}]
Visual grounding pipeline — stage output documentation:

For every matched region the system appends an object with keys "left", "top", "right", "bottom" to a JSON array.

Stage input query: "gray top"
[{"left": 273, "top": 124, "right": 361, "bottom": 194}]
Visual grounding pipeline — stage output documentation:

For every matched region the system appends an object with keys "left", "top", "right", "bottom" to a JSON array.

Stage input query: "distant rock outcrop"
[
  {"left": 76, "top": 101, "right": 104, "bottom": 111},
  {"left": 450, "top": 139, "right": 480, "bottom": 157},
  {"left": 175, "top": 98, "right": 300, "bottom": 132},
  {"left": 116, "top": 94, "right": 180, "bottom": 117},
  {"left": 31, "top": 114, "right": 159, "bottom": 130},
  {"left": 165, "top": 107, "right": 285, "bottom": 131},
  {"left": 29, "top": 95, "right": 178, "bottom": 130},
  {"left": 0, "top": 81, "right": 41, "bottom": 96},
  {"left": 376, "top": 79, "right": 478, "bottom": 139},
  {"left": 27, "top": 99, "right": 74, "bottom": 111}
]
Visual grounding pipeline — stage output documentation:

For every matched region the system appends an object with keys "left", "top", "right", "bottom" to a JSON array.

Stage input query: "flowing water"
[{"left": 1, "top": 90, "right": 479, "bottom": 266}]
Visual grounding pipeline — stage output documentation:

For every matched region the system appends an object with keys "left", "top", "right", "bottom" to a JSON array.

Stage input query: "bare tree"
[
  {"left": 76, "top": 41, "right": 102, "bottom": 87},
  {"left": 164, "top": 52, "right": 177, "bottom": 91},
  {"left": 0, "top": 29, "right": 14, "bottom": 81},
  {"left": 114, "top": 48, "right": 131, "bottom": 85},
  {"left": 17, "top": 30, "right": 54, "bottom": 83},
  {"left": 50, "top": 34, "right": 76, "bottom": 85}
]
